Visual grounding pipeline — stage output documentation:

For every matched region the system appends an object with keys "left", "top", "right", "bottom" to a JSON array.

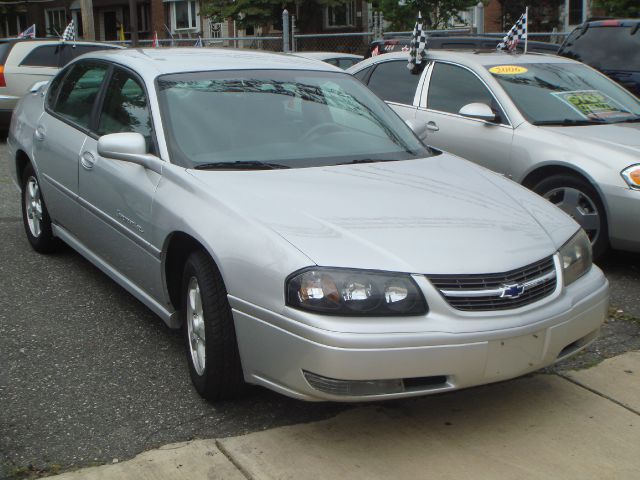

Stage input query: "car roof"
[
  {"left": 351, "top": 50, "right": 579, "bottom": 71},
  {"left": 81, "top": 48, "right": 340, "bottom": 76},
  {"left": 9, "top": 39, "right": 120, "bottom": 48},
  {"left": 293, "top": 51, "right": 363, "bottom": 60}
]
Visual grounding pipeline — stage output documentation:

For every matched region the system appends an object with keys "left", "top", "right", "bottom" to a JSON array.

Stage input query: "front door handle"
[
  {"left": 34, "top": 126, "right": 46, "bottom": 141},
  {"left": 426, "top": 121, "right": 439, "bottom": 132},
  {"left": 80, "top": 151, "right": 96, "bottom": 170}
]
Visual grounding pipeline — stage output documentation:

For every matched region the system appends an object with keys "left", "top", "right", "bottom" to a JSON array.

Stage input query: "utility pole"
[
  {"left": 80, "top": 0, "right": 95, "bottom": 40},
  {"left": 129, "top": 0, "right": 138, "bottom": 46}
]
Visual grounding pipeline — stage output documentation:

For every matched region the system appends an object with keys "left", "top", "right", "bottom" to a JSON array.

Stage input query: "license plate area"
[{"left": 484, "top": 330, "right": 546, "bottom": 379}]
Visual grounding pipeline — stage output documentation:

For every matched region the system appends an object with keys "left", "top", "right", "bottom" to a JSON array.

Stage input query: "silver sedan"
[
  {"left": 348, "top": 51, "right": 640, "bottom": 258},
  {"left": 8, "top": 48, "right": 608, "bottom": 402}
]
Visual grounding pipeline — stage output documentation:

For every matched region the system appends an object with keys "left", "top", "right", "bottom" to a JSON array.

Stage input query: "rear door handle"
[
  {"left": 80, "top": 151, "right": 96, "bottom": 170},
  {"left": 426, "top": 121, "right": 439, "bottom": 132},
  {"left": 34, "top": 126, "right": 45, "bottom": 141}
]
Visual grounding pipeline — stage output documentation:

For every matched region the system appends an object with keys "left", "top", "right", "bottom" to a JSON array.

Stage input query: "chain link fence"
[{"left": 105, "top": 30, "right": 568, "bottom": 53}]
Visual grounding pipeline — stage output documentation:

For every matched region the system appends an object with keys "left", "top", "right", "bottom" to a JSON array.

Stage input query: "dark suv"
[{"left": 558, "top": 19, "right": 640, "bottom": 96}]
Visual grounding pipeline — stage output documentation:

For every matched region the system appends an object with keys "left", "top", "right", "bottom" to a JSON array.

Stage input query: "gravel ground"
[{"left": 1, "top": 138, "right": 638, "bottom": 479}]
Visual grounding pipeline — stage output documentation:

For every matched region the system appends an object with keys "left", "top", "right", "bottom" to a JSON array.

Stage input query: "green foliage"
[
  {"left": 497, "top": 0, "right": 564, "bottom": 32},
  {"left": 201, "top": 0, "right": 352, "bottom": 29},
  {"left": 592, "top": 0, "right": 640, "bottom": 18},
  {"left": 374, "top": 0, "right": 477, "bottom": 31}
]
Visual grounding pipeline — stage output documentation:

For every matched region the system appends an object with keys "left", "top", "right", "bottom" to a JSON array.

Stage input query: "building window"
[
  {"left": 171, "top": 0, "right": 199, "bottom": 31},
  {"left": 568, "top": 0, "right": 584, "bottom": 26},
  {"left": 138, "top": 3, "right": 150, "bottom": 32},
  {"left": 324, "top": 1, "right": 356, "bottom": 28},
  {"left": 45, "top": 8, "right": 67, "bottom": 37}
]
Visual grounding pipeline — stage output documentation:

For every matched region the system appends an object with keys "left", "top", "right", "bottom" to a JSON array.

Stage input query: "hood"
[
  {"left": 189, "top": 154, "right": 577, "bottom": 275},
  {"left": 545, "top": 122, "right": 640, "bottom": 155}
]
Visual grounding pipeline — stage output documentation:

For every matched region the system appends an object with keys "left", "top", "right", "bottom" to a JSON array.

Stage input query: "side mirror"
[
  {"left": 29, "top": 80, "right": 49, "bottom": 95},
  {"left": 98, "top": 132, "right": 163, "bottom": 174},
  {"left": 405, "top": 119, "right": 429, "bottom": 140},
  {"left": 458, "top": 103, "right": 496, "bottom": 122}
]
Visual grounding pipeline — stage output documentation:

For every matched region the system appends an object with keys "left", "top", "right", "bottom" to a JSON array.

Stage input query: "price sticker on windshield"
[
  {"left": 551, "top": 90, "right": 634, "bottom": 120},
  {"left": 489, "top": 65, "right": 528, "bottom": 75}
]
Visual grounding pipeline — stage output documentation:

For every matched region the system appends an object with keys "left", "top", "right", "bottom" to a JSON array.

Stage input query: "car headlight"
[
  {"left": 621, "top": 164, "right": 640, "bottom": 190},
  {"left": 559, "top": 230, "right": 592, "bottom": 287},
  {"left": 286, "top": 268, "right": 428, "bottom": 316}
]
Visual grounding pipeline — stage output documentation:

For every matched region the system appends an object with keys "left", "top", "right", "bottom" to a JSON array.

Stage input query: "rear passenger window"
[
  {"left": 46, "top": 66, "right": 72, "bottom": 110},
  {"left": 366, "top": 60, "right": 421, "bottom": 105},
  {"left": 352, "top": 66, "right": 372, "bottom": 82},
  {"left": 53, "top": 61, "right": 108, "bottom": 129},
  {"left": 20, "top": 45, "right": 62, "bottom": 67}
]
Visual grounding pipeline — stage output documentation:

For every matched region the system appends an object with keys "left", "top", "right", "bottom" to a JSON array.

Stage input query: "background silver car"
[
  {"left": 348, "top": 51, "right": 640, "bottom": 258},
  {"left": 8, "top": 49, "right": 608, "bottom": 402}
]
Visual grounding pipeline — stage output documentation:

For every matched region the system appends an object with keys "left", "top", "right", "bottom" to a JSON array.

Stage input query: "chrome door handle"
[
  {"left": 34, "top": 126, "right": 46, "bottom": 141},
  {"left": 426, "top": 121, "right": 439, "bottom": 132},
  {"left": 80, "top": 152, "right": 96, "bottom": 170}
]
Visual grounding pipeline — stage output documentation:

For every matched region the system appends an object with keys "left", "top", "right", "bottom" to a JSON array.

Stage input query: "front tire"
[
  {"left": 533, "top": 174, "right": 609, "bottom": 259},
  {"left": 181, "top": 250, "right": 245, "bottom": 401},
  {"left": 21, "top": 164, "right": 58, "bottom": 253}
]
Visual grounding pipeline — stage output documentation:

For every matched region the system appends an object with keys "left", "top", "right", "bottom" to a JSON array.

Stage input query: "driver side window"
[
  {"left": 97, "top": 68, "right": 153, "bottom": 152},
  {"left": 427, "top": 62, "right": 506, "bottom": 122}
]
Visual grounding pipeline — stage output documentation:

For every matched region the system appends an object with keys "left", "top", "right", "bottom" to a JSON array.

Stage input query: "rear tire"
[
  {"left": 181, "top": 250, "right": 246, "bottom": 401},
  {"left": 21, "top": 163, "right": 59, "bottom": 253},
  {"left": 533, "top": 174, "right": 609, "bottom": 259}
]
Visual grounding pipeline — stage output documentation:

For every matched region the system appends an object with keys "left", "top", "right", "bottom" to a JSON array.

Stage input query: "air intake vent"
[{"left": 427, "top": 256, "right": 557, "bottom": 311}]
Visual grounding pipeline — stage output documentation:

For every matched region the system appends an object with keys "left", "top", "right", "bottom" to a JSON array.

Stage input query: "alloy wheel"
[
  {"left": 543, "top": 186, "right": 600, "bottom": 245},
  {"left": 186, "top": 276, "right": 206, "bottom": 376},
  {"left": 25, "top": 176, "right": 43, "bottom": 238}
]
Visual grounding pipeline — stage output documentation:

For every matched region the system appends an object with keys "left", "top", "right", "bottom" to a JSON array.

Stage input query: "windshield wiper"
[
  {"left": 336, "top": 158, "right": 398, "bottom": 165},
  {"left": 531, "top": 119, "right": 605, "bottom": 126},
  {"left": 612, "top": 116, "right": 640, "bottom": 124},
  {"left": 194, "top": 160, "right": 290, "bottom": 170}
]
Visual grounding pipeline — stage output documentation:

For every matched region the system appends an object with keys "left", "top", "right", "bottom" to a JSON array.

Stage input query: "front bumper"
[
  {"left": 601, "top": 183, "right": 640, "bottom": 252},
  {"left": 231, "top": 266, "right": 609, "bottom": 402}
]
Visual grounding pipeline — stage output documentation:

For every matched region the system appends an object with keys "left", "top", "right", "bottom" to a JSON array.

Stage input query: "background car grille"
[{"left": 427, "top": 256, "right": 557, "bottom": 311}]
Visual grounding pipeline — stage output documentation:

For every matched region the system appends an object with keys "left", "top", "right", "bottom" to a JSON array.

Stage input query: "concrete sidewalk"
[{"left": 55, "top": 352, "right": 640, "bottom": 480}]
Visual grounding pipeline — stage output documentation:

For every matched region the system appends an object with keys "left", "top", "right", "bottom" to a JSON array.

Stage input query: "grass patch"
[{"left": 608, "top": 306, "right": 640, "bottom": 324}]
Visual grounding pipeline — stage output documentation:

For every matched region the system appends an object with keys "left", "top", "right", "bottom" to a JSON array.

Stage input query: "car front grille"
[{"left": 427, "top": 256, "right": 557, "bottom": 311}]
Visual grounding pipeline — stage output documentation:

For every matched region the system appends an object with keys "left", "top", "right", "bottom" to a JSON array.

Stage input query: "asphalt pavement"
[{"left": 1, "top": 139, "right": 639, "bottom": 479}]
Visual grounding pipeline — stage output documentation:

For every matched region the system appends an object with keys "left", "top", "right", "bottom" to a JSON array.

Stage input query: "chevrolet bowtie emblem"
[{"left": 500, "top": 284, "right": 525, "bottom": 299}]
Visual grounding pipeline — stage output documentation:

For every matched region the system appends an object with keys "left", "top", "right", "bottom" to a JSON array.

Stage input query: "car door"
[
  {"left": 418, "top": 61, "right": 514, "bottom": 175},
  {"left": 364, "top": 59, "right": 424, "bottom": 124},
  {"left": 77, "top": 66, "right": 164, "bottom": 300},
  {"left": 34, "top": 60, "right": 109, "bottom": 235}
]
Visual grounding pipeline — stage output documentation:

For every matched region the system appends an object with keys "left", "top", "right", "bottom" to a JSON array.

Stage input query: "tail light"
[{"left": 0, "top": 66, "right": 5, "bottom": 87}]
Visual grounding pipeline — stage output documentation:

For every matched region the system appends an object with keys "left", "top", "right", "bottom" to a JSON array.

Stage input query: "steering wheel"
[{"left": 301, "top": 122, "right": 343, "bottom": 141}]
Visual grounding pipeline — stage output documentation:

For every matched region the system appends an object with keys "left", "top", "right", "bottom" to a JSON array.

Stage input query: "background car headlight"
[
  {"left": 559, "top": 230, "right": 592, "bottom": 286},
  {"left": 621, "top": 165, "right": 640, "bottom": 190},
  {"left": 286, "top": 268, "right": 428, "bottom": 316}
]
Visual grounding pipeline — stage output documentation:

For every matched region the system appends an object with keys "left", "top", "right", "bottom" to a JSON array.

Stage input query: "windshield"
[
  {"left": 156, "top": 69, "right": 431, "bottom": 169},
  {"left": 487, "top": 63, "right": 640, "bottom": 125}
]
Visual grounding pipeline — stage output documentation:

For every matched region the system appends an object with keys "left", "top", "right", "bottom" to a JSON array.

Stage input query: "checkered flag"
[
  {"left": 407, "top": 12, "right": 428, "bottom": 73},
  {"left": 62, "top": 20, "right": 75, "bottom": 42},
  {"left": 497, "top": 11, "right": 527, "bottom": 52}
]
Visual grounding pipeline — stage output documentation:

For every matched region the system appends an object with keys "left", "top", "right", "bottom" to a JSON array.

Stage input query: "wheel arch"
[
  {"left": 15, "top": 149, "right": 31, "bottom": 186},
  {"left": 162, "top": 231, "right": 216, "bottom": 322},
  {"left": 520, "top": 163, "right": 611, "bottom": 227}
]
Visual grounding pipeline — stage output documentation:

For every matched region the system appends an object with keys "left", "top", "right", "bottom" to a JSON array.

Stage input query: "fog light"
[{"left": 303, "top": 371, "right": 403, "bottom": 396}]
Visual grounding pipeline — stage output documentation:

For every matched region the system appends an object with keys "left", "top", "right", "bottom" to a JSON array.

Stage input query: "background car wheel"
[
  {"left": 533, "top": 174, "right": 609, "bottom": 259},
  {"left": 21, "top": 164, "right": 59, "bottom": 253},
  {"left": 181, "top": 250, "right": 246, "bottom": 401}
]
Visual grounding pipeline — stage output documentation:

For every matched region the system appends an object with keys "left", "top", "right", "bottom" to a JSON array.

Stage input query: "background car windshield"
[
  {"left": 156, "top": 69, "right": 430, "bottom": 168},
  {"left": 488, "top": 63, "right": 640, "bottom": 124}
]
